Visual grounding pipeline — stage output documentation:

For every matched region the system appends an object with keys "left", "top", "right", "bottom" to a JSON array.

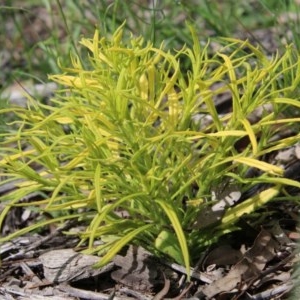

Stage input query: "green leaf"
[
  {"left": 155, "top": 230, "right": 184, "bottom": 265},
  {"left": 155, "top": 199, "right": 190, "bottom": 280},
  {"left": 220, "top": 185, "right": 281, "bottom": 227},
  {"left": 94, "top": 223, "right": 153, "bottom": 268}
]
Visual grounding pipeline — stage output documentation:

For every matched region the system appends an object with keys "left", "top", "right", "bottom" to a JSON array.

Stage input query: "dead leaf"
[
  {"left": 39, "top": 249, "right": 113, "bottom": 283},
  {"left": 111, "top": 245, "right": 160, "bottom": 291},
  {"left": 200, "top": 229, "right": 278, "bottom": 298},
  {"left": 244, "top": 228, "right": 278, "bottom": 271},
  {"left": 203, "top": 245, "right": 243, "bottom": 267}
]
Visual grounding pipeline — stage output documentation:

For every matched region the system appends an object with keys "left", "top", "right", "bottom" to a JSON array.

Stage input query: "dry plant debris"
[{"left": 0, "top": 221, "right": 299, "bottom": 299}]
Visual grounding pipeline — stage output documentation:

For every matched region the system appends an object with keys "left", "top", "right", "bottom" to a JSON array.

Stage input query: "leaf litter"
[{"left": 0, "top": 217, "right": 299, "bottom": 299}]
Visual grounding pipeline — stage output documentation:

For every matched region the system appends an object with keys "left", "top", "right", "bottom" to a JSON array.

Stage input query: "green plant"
[{"left": 1, "top": 24, "right": 300, "bottom": 278}]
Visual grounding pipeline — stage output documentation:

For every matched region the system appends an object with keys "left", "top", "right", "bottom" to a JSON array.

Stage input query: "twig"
[
  {"left": 152, "top": 273, "right": 170, "bottom": 300},
  {"left": 59, "top": 283, "right": 133, "bottom": 300}
]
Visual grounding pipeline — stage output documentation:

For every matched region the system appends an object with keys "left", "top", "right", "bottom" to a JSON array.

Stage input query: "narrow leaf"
[
  {"left": 94, "top": 224, "right": 153, "bottom": 267},
  {"left": 155, "top": 199, "right": 190, "bottom": 280}
]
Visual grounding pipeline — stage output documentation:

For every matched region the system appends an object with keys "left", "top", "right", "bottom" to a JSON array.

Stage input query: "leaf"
[
  {"left": 94, "top": 224, "right": 153, "bottom": 268},
  {"left": 0, "top": 214, "right": 82, "bottom": 243},
  {"left": 94, "top": 164, "right": 103, "bottom": 213},
  {"left": 233, "top": 157, "right": 283, "bottom": 175},
  {"left": 201, "top": 229, "right": 278, "bottom": 298},
  {"left": 39, "top": 249, "right": 113, "bottom": 283},
  {"left": 155, "top": 199, "right": 190, "bottom": 280},
  {"left": 220, "top": 185, "right": 281, "bottom": 227},
  {"left": 155, "top": 230, "right": 184, "bottom": 265},
  {"left": 111, "top": 245, "right": 158, "bottom": 291},
  {"left": 240, "top": 118, "right": 258, "bottom": 155}
]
